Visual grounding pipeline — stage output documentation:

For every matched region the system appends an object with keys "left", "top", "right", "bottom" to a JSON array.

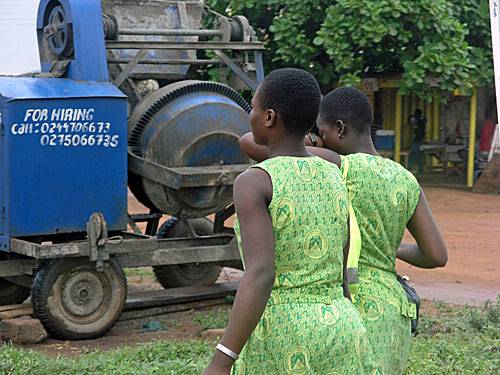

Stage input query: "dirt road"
[{"left": 396, "top": 187, "right": 500, "bottom": 305}]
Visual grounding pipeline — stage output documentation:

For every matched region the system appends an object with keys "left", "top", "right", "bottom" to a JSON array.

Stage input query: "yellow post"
[
  {"left": 467, "top": 87, "right": 477, "bottom": 187},
  {"left": 425, "top": 99, "right": 432, "bottom": 142},
  {"left": 403, "top": 95, "right": 411, "bottom": 149},
  {"left": 432, "top": 98, "right": 440, "bottom": 140},
  {"left": 365, "top": 91, "right": 375, "bottom": 115},
  {"left": 389, "top": 89, "right": 398, "bottom": 129},
  {"left": 395, "top": 93, "right": 403, "bottom": 163}
]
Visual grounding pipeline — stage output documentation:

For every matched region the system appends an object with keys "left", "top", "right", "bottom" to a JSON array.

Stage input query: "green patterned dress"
[
  {"left": 340, "top": 153, "right": 420, "bottom": 375},
  {"left": 232, "top": 156, "right": 376, "bottom": 375}
]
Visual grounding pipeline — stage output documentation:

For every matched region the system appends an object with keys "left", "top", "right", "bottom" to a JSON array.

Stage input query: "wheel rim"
[
  {"left": 60, "top": 269, "right": 107, "bottom": 319},
  {"left": 47, "top": 5, "right": 68, "bottom": 55},
  {"left": 50, "top": 265, "right": 114, "bottom": 325}
]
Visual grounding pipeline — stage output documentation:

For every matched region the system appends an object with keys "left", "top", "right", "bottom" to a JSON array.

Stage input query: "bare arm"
[
  {"left": 239, "top": 132, "right": 269, "bottom": 163},
  {"left": 396, "top": 186, "right": 448, "bottom": 268},
  {"left": 202, "top": 168, "right": 275, "bottom": 374},
  {"left": 239, "top": 132, "right": 341, "bottom": 167}
]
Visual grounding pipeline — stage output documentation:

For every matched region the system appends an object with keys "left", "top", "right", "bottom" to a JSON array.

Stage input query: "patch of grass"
[
  {"left": 0, "top": 340, "right": 212, "bottom": 375},
  {"left": 124, "top": 268, "right": 155, "bottom": 278},
  {"left": 192, "top": 307, "right": 231, "bottom": 332},
  {"left": 124, "top": 268, "right": 157, "bottom": 285},
  {"left": 406, "top": 297, "right": 500, "bottom": 374},
  {"left": 1, "top": 299, "right": 498, "bottom": 374}
]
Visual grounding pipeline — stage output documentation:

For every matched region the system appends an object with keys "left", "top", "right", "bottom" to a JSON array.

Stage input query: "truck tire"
[
  {"left": 0, "top": 252, "right": 31, "bottom": 305},
  {"left": 0, "top": 279, "right": 30, "bottom": 305},
  {"left": 31, "top": 257, "right": 127, "bottom": 340},
  {"left": 153, "top": 217, "right": 221, "bottom": 288}
]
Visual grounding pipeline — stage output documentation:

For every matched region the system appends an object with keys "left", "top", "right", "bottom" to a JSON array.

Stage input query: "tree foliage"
[{"left": 207, "top": 0, "right": 494, "bottom": 100}]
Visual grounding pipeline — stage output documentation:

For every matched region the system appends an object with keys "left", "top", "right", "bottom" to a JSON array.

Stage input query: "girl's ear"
[
  {"left": 265, "top": 109, "right": 276, "bottom": 128},
  {"left": 336, "top": 120, "right": 346, "bottom": 139}
]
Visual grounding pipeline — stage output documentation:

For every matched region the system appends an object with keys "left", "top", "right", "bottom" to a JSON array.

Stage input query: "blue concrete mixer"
[{"left": 0, "top": 0, "right": 264, "bottom": 339}]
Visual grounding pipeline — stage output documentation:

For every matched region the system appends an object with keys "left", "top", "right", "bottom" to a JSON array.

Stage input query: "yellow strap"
[{"left": 342, "top": 157, "right": 362, "bottom": 294}]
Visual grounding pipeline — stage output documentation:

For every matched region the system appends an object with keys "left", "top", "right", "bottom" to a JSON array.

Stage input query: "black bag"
[{"left": 397, "top": 275, "right": 420, "bottom": 335}]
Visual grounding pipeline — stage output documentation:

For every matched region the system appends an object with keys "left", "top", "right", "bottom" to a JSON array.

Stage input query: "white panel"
[{"left": 0, "top": 0, "right": 41, "bottom": 75}]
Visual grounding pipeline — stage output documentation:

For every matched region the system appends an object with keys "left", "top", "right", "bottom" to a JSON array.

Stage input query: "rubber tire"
[
  {"left": 0, "top": 252, "right": 31, "bottom": 305},
  {"left": 31, "top": 257, "right": 127, "bottom": 340},
  {"left": 153, "top": 217, "right": 222, "bottom": 288},
  {"left": 0, "top": 278, "right": 31, "bottom": 305}
]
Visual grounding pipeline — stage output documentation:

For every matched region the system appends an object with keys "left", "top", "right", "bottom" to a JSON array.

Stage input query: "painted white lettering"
[
  {"left": 85, "top": 108, "right": 94, "bottom": 121},
  {"left": 63, "top": 108, "right": 74, "bottom": 121},
  {"left": 51, "top": 108, "right": 62, "bottom": 121},
  {"left": 75, "top": 109, "right": 85, "bottom": 121},
  {"left": 24, "top": 109, "right": 34, "bottom": 122}
]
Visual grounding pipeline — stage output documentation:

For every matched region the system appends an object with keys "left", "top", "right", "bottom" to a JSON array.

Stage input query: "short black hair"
[
  {"left": 256, "top": 68, "right": 321, "bottom": 136},
  {"left": 414, "top": 109, "right": 422, "bottom": 117},
  {"left": 319, "top": 87, "right": 373, "bottom": 134}
]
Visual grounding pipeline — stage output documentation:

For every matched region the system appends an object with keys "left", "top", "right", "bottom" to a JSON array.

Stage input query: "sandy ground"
[{"left": 396, "top": 186, "right": 500, "bottom": 305}]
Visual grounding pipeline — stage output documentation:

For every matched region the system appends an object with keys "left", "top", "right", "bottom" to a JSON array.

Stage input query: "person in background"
[
  {"left": 203, "top": 70, "right": 376, "bottom": 375},
  {"left": 407, "top": 109, "right": 426, "bottom": 173},
  {"left": 240, "top": 87, "right": 447, "bottom": 375},
  {"left": 479, "top": 118, "right": 496, "bottom": 154}
]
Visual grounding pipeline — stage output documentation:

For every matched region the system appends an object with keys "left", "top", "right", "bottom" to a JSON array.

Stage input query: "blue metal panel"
[
  {"left": 0, "top": 78, "right": 128, "bottom": 241},
  {"left": 0, "top": 77, "right": 126, "bottom": 102},
  {"left": 0, "top": 237, "right": 8, "bottom": 253},
  {"left": 37, "top": 0, "right": 109, "bottom": 82}
]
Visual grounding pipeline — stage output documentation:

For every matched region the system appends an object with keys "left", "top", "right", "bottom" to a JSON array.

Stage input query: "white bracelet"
[{"left": 216, "top": 343, "right": 239, "bottom": 361}]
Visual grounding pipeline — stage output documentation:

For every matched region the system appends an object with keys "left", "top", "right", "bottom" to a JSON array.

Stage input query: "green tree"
[
  {"left": 451, "top": 0, "right": 494, "bottom": 88},
  {"left": 207, "top": 0, "right": 494, "bottom": 100}
]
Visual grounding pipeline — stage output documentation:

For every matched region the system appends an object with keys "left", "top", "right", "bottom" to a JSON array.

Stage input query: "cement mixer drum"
[{"left": 128, "top": 80, "right": 252, "bottom": 218}]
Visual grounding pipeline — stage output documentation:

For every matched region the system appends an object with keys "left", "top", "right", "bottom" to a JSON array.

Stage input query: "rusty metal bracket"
[
  {"left": 214, "top": 204, "right": 235, "bottom": 233},
  {"left": 127, "top": 214, "right": 143, "bottom": 235},
  {"left": 128, "top": 149, "right": 250, "bottom": 189},
  {"left": 213, "top": 50, "right": 257, "bottom": 91},
  {"left": 112, "top": 49, "right": 148, "bottom": 88},
  {"left": 87, "top": 213, "right": 113, "bottom": 272}
]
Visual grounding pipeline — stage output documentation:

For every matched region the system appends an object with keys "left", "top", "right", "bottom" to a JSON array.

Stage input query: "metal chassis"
[{"left": 0, "top": 210, "right": 242, "bottom": 279}]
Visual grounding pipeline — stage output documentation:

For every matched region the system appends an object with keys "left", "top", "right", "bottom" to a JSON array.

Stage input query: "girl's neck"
[
  {"left": 267, "top": 137, "right": 310, "bottom": 158},
  {"left": 346, "top": 134, "right": 380, "bottom": 156}
]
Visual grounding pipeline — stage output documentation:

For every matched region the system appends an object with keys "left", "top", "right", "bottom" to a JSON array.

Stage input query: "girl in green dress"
[
  {"left": 203, "top": 70, "right": 376, "bottom": 375},
  {"left": 239, "top": 87, "right": 447, "bottom": 374}
]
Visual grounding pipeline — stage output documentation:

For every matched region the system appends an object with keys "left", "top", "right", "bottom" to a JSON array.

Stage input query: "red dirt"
[{"left": 396, "top": 187, "right": 500, "bottom": 306}]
